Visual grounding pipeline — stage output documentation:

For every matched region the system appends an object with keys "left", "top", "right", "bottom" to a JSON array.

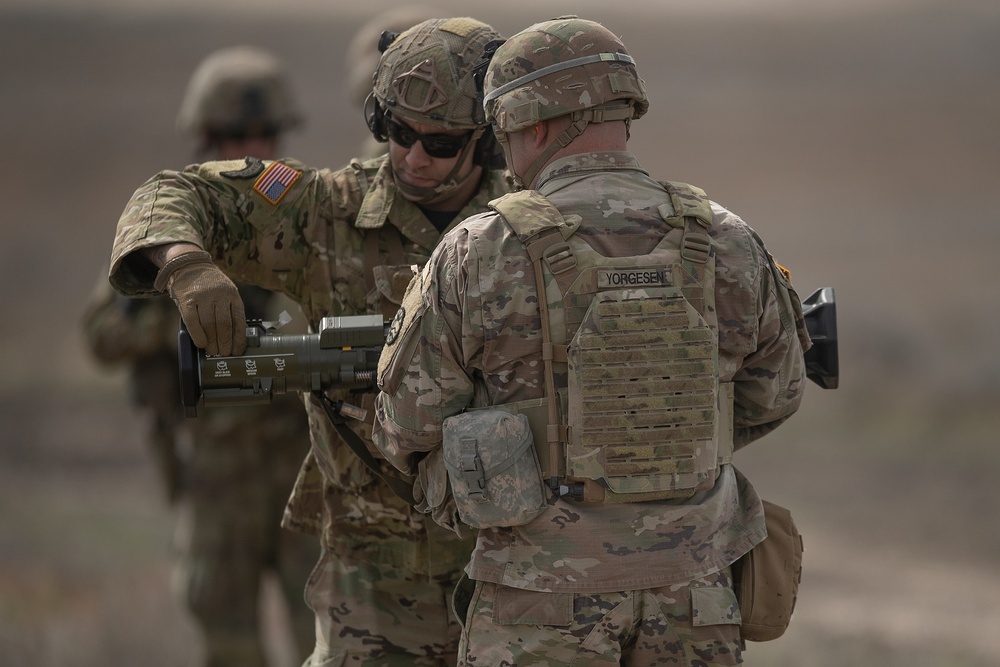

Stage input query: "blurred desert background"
[{"left": 1, "top": 0, "right": 998, "bottom": 665}]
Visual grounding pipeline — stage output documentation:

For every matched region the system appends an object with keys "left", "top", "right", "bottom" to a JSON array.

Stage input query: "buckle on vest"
[
  {"left": 681, "top": 232, "right": 712, "bottom": 264},
  {"left": 543, "top": 242, "right": 576, "bottom": 275},
  {"left": 460, "top": 442, "right": 487, "bottom": 502}
]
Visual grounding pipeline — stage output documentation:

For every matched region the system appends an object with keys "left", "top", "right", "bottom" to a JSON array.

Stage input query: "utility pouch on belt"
[
  {"left": 733, "top": 500, "right": 804, "bottom": 642},
  {"left": 442, "top": 409, "right": 548, "bottom": 528}
]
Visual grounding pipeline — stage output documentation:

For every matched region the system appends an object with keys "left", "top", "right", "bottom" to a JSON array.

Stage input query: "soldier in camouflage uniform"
[
  {"left": 373, "top": 17, "right": 811, "bottom": 666},
  {"left": 344, "top": 7, "right": 443, "bottom": 161},
  {"left": 104, "top": 19, "right": 512, "bottom": 666},
  {"left": 87, "top": 45, "right": 318, "bottom": 667},
  {"left": 84, "top": 46, "right": 318, "bottom": 667}
]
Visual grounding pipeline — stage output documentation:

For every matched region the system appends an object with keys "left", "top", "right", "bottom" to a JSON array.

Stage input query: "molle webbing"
[
  {"left": 490, "top": 183, "right": 733, "bottom": 503},
  {"left": 571, "top": 291, "right": 718, "bottom": 478}
]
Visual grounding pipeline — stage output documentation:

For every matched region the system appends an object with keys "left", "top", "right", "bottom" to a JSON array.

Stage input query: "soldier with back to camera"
[
  {"left": 83, "top": 46, "right": 317, "bottom": 667},
  {"left": 373, "top": 16, "right": 812, "bottom": 666},
  {"left": 104, "top": 19, "right": 512, "bottom": 666}
]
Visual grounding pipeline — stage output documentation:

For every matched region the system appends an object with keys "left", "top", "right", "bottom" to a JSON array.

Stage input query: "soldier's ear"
[{"left": 532, "top": 122, "right": 547, "bottom": 148}]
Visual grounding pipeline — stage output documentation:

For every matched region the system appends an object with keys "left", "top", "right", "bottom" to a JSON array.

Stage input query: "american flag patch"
[{"left": 253, "top": 162, "right": 302, "bottom": 204}]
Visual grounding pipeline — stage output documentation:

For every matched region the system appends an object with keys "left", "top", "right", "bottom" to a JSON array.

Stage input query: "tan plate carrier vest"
[{"left": 490, "top": 182, "right": 734, "bottom": 504}]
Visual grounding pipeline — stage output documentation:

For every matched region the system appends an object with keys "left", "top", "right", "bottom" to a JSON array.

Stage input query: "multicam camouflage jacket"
[
  {"left": 375, "top": 151, "right": 810, "bottom": 592},
  {"left": 109, "top": 153, "right": 512, "bottom": 573}
]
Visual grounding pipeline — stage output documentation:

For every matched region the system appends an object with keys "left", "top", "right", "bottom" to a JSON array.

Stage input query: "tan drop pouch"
[{"left": 733, "top": 500, "right": 804, "bottom": 642}]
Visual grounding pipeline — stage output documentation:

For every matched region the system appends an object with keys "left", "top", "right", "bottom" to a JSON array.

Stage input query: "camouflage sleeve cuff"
[
  {"left": 152, "top": 250, "right": 214, "bottom": 292},
  {"left": 373, "top": 393, "right": 442, "bottom": 475}
]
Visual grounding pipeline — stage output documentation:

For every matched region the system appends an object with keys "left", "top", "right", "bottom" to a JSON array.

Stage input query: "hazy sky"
[{"left": 2, "top": 0, "right": 920, "bottom": 20}]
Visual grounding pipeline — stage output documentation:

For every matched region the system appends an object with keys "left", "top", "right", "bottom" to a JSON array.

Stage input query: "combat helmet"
[
  {"left": 365, "top": 17, "right": 505, "bottom": 203},
  {"left": 368, "top": 17, "right": 502, "bottom": 133},
  {"left": 176, "top": 46, "right": 303, "bottom": 144},
  {"left": 481, "top": 16, "right": 648, "bottom": 188},
  {"left": 345, "top": 6, "right": 444, "bottom": 108}
]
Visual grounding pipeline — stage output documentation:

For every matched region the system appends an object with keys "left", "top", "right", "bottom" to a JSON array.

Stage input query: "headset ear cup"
[{"left": 364, "top": 94, "right": 389, "bottom": 143}]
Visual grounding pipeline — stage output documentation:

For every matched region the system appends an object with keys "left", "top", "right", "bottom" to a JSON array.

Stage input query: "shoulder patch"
[
  {"left": 253, "top": 162, "right": 302, "bottom": 205},
  {"left": 220, "top": 156, "right": 265, "bottom": 179},
  {"left": 384, "top": 307, "right": 406, "bottom": 346},
  {"left": 774, "top": 260, "right": 793, "bottom": 285},
  {"left": 377, "top": 263, "right": 430, "bottom": 384}
]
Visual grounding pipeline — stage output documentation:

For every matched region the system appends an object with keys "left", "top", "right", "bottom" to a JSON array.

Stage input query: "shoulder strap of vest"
[
  {"left": 493, "top": 182, "right": 713, "bottom": 234},
  {"left": 490, "top": 190, "right": 569, "bottom": 487},
  {"left": 490, "top": 190, "right": 566, "bottom": 240},
  {"left": 658, "top": 181, "right": 715, "bottom": 266},
  {"left": 490, "top": 189, "right": 579, "bottom": 248},
  {"left": 490, "top": 190, "right": 576, "bottom": 293},
  {"left": 660, "top": 181, "right": 713, "bottom": 230},
  {"left": 661, "top": 182, "right": 734, "bottom": 467}
]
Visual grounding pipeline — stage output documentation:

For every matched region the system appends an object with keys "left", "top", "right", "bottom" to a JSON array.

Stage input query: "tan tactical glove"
[{"left": 153, "top": 250, "right": 246, "bottom": 356}]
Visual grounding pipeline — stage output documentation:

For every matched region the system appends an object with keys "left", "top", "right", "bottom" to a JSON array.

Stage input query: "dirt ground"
[{"left": 2, "top": 1, "right": 1000, "bottom": 665}]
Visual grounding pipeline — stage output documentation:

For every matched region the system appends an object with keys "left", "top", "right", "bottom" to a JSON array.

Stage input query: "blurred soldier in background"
[
  {"left": 82, "top": 46, "right": 317, "bottom": 667},
  {"left": 344, "top": 6, "right": 442, "bottom": 160},
  {"left": 104, "top": 19, "right": 511, "bottom": 666}
]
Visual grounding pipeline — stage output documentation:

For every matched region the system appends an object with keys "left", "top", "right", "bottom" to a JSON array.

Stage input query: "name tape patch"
[
  {"left": 253, "top": 162, "right": 302, "bottom": 205},
  {"left": 597, "top": 268, "right": 673, "bottom": 288}
]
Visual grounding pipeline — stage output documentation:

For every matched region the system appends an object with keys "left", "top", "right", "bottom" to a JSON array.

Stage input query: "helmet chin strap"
[
  {"left": 493, "top": 130, "right": 520, "bottom": 189},
  {"left": 393, "top": 127, "right": 485, "bottom": 206}
]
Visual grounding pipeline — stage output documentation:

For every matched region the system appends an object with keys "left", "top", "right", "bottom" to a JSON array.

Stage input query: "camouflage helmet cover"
[
  {"left": 176, "top": 46, "right": 303, "bottom": 136},
  {"left": 345, "top": 6, "right": 444, "bottom": 107},
  {"left": 483, "top": 16, "right": 648, "bottom": 133},
  {"left": 372, "top": 17, "right": 502, "bottom": 130}
]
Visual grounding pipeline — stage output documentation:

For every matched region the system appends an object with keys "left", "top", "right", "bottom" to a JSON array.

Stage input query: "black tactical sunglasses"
[{"left": 386, "top": 118, "right": 473, "bottom": 159}]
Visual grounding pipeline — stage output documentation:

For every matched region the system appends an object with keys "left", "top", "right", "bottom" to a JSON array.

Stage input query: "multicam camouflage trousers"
[
  {"left": 303, "top": 548, "right": 463, "bottom": 667},
  {"left": 171, "top": 424, "right": 318, "bottom": 667},
  {"left": 455, "top": 569, "right": 743, "bottom": 666}
]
